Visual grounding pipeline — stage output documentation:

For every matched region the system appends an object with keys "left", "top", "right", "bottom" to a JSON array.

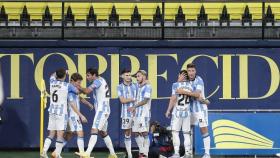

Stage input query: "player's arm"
[
  {"left": 133, "top": 98, "right": 150, "bottom": 108},
  {"left": 165, "top": 95, "right": 177, "bottom": 118},
  {"left": 176, "top": 89, "right": 201, "bottom": 98},
  {"left": 119, "top": 97, "right": 135, "bottom": 104},
  {"left": 79, "top": 96, "right": 94, "bottom": 110},
  {"left": 79, "top": 79, "right": 101, "bottom": 94},
  {"left": 69, "top": 101, "right": 88, "bottom": 123},
  {"left": 117, "top": 85, "right": 135, "bottom": 104}
]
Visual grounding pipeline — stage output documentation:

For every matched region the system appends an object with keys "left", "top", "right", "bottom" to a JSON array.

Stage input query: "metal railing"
[{"left": 0, "top": 0, "right": 280, "bottom": 39}]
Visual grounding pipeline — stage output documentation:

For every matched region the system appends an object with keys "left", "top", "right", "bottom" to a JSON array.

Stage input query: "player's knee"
[
  {"left": 77, "top": 131, "right": 84, "bottom": 137},
  {"left": 200, "top": 127, "right": 208, "bottom": 134},
  {"left": 48, "top": 131, "right": 56, "bottom": 138},
  {"left": 99, "top": 131, "right": 108, "bottom": 138},
  {"left": 91, "top": 128, "right": 98, "bottom": 134},
  {"left": 124, "top": 130, "right": 131, "bottom": 137}
]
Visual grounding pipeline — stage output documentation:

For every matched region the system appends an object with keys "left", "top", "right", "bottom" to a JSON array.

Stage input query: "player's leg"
[
  {"left": 170, "top": 115, "right": 181, "bottom": 158},
  {"left": 76, "top": 131, "right": 85, "bottom": 153},
  {"left": 99, "top": 115, "right": 117, "bottom": 158},
  {"left": 122, "top": 118, "right": 133, "bottom": 158},
  {"left": 70, "top": 116, "right": 84, "bottom": 153},
  {"left": 41, "top": 130, "right": 55, "bottom": 157},
  {"left": 142, "top": 117, "right": 150, "bottom": 157},
  {"left": 41, "top": 114, "right": 56, "bottom": 158},
  {"left": 51, "top": 115, "right": 67, "bottom": 158},
  {"left": 198, "top": 109, "right": 211, "bottom": 158},
  {"left": 182, "top": 115, "right": 192, "bottom": 157},
  {"left": 132, "top": 117, "right": 144, "bottom": 156},
  {"left": 83, "top": 112, "right": 101, "bottom": 156}
]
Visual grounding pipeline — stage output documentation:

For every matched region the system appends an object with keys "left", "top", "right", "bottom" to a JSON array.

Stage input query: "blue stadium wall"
[{"left": 0, "top": 40, "right": 280, "bottom": 155}]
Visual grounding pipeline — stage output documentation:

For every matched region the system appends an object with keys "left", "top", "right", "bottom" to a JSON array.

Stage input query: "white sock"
[
  {"left": 55, "top": 139, "right": 64, "bottom": 156},
  {"left": 77, "top": 137, "right": 84, "bottom": 153},
  {"left": 43, "top": 137, "right": 53, "bottom": 152},
  {"left": 86, "top": 134, "right": 98, "bottom": 155},
  {"left": 172, "top": 131, "right": 180, "bottom": 155},
  {"left": 135, "top": 135, "right": 144, "bottom": 154},
  {"left": 124, "top": 135, "right": 132, "bottom": 158},
  {"left": 143, "top": 135, "right": 150, "bottom": 156},
  {"left": 183, "top": 132, "right": 191, "bottom": 155},
  {"left": 103, "top": 135, "right": 115, "bottom": 155},
  {"left": 203, "top": 133, "right": 210, "bottom": 155}
]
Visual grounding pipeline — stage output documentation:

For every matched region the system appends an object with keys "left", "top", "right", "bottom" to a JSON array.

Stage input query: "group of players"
[{"left": 40, "top": 63, "right": 211, "bottom": 158}]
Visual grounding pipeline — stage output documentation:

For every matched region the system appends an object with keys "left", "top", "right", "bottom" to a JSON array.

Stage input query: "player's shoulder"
[
  {"left": 195, "top": 75, "right": 204, "bottom": 83},
  {"left": 172, "top": 82, "right": 179, "bottom": 87}
]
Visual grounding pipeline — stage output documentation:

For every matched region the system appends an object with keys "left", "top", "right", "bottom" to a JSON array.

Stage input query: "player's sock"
[
  {"left": 55, "top": 138, "right": 64, "bottom": 156},
  {"left": 143, "top": 135, "right": 150, "bottom": 156},
  {"left": 77, "top": 136, "right": 84, "bottom": 153},
  {"left": 183, "top": 132, "right": 191, "bottom": 155},
  {"left": 172, "top": 131, "right": 180, "bottom": 155},
  {"left": 43, "top": 137, "right": 53, "bottom": 152},
  {"left": 124, "top": 135, "right": 132, "bottom": 157},
  {"left": 103, "top": 135, "right": 116, "bottom": 155},
  {"left": 135, "top": 135, "right": 144, "bottom": 154},
  {"left": 202, "top": 132, "right": 210, "bottom": 155},
  {"left": 86, "top": 133, "right": 98, "bottom": 155}
]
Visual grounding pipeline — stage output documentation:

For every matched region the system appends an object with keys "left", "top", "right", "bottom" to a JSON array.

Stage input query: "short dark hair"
[
  {"left": 71, "top": 73, "right": 83, "bottom": 81},
  {"left": 187, "top": 63, "right": 196, "bottom": 69},
  {"left": 121, "top": 69, "right": 131, "bottom": 75},
  {"left": 56, "top": 68, "right": 66, "bottom": 79},
  {"left": 179, "top": 70, "right": 188, "bottom": 79},
  {"left": 86, "top": 68, "right": 99, "bottom": 76}
]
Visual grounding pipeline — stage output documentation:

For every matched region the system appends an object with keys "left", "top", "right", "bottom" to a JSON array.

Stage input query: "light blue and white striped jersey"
[
  {"left": 171, "top": 81, "right": 192, "bottom": 118},
  {"left": 135, "top": 83, "right": 152, "bottom": 118},
  {"left": 89, "top": 77, "right": 110, "bottom": 113},
  {"left": 189, "top": 76, "right": 205, "bottom": 113},
  {"left": 68, "top": 86, "right": 80, "bottom": 118},
  {"left": 117, "top": 82, "right": 137, "bottom": 118},
  {"left": 48, "top": 75, "right": 78, "bottom": 116}
]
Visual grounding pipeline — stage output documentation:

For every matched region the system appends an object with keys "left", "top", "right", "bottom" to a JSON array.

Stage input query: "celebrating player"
[
  {"left": 63, "top": 73, "right": 94, "bottom": 154},
  {"left": 165, "top": 70, "right": 192, "bottom": 158},
  {"left": 75, "top": 68, "right": 117, "bottom": 158},
  {"left": 176, "top": 63, "right": 211, "bottom": 158},
  {"left": 128, "top": 70, "right": 152, "bottom": 158},
  {"left": 41, "top": 68, "right": 79, "bottom": 158},
  {"left": 117, "top": 69, "right": 137, "bottom": 158}
]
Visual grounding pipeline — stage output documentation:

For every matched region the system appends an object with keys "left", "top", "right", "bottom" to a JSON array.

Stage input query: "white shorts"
[
  {"left": 92, "top": 111, "right": 109, "bottom": 132},
  {"left": 68, "top": 115, "right": 83, "bottom": 132},
  {"left": 121, "top": 117, "right": 133, "bottom": 130},
  {"left": 171, "top": 115, "right": 191, "bottom": 132},
  {"left": 191, "top": 109, "right": 208, "bottom": 128},
  {"left": 132, "top": 117, "right": 150, "bottom": 133},
  {"left": 47, "top": 114, "right": 67, "bottom": 131}
]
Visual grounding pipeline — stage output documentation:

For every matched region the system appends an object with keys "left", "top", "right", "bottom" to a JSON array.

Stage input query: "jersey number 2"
[{"left": 178, "top": 94, "right": 189, "bottom": 106}]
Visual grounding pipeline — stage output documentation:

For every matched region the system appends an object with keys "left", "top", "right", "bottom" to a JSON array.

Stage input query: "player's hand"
[
  {"left": 128, "top": 106, "right": 136, "bottom": 115},
  {"left": 176, "top": 88, "right": 187, "bottom": 95},
  {"left": 80, "top": 115, "right": 88, "bottom": 123},
  {"left": 89, "top": 104, "right": 94, "bottom": 111},
  {"left": 165, "top": 110, "right": 171, "bottom": 118}
]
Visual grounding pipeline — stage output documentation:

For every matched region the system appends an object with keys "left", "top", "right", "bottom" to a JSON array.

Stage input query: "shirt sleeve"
[
  {"left": 171, "top": 83, "right": 177, "bottom": 95},
  {"left": 68, "top": 92, "right": 75, "bottom": 102},
  {"left": 68, "top": 84, "right": 78, "bottom": 94},
  {"left": 89, "top": 79, "right": 102, "bottom": 90},
  {"left": 49, "top": 73, "right": 56, "bottom": 83},
  {"left": 196, "top": 77, "right": 204, "bottom": 91},
  {"left": 117, "top": 85, "right": 124, "bottom": 97},
  {"left": 144, "top": 85, "right": 152, "bottom": 99}
]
